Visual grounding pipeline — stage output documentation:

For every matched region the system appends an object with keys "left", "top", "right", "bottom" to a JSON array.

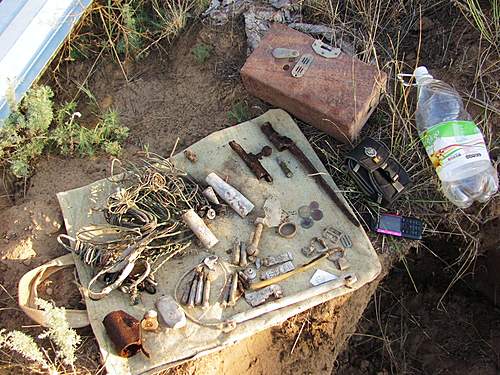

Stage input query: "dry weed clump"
[
  {"left": 0, "top": 299, "right": 81, "bottom": 374},
  {"left": 301, "top": 0, "right": 498, "bottom": 287}
]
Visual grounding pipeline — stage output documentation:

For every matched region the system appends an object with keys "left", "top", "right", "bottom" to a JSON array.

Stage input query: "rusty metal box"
[{"left": 241, "top": 24, "right": 387, "bottom": 143}]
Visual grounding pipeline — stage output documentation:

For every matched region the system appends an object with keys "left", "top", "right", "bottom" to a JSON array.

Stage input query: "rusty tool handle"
[
  {"left": 229, "top": 140, "right": 273, "bottom": 182},
  {"left": 261, "top": 123, "right": 360, "bottom": 227}
]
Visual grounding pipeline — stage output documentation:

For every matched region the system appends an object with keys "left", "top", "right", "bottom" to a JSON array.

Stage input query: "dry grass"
[{"left": 300, "top": 0, "right": 499, "bottom": 299}]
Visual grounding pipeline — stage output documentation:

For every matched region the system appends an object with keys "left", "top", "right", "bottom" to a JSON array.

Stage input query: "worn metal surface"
[
  {"left": 241, "top": 24, "right": 387, "bottom": 142},
  {"left": 229, "top": 140, "right": 273, "bottom": 182},
  {"left": 244, "top": 285, "right": 283, "bottom": 307},
  {"left": 103, "top": 310, "right": 146, "bottom": 358}
]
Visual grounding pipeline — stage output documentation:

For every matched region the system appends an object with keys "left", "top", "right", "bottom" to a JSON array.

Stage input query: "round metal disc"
[
  {"left": 298, "top": 205, "right": 311, "bottom": 219},
  {"left": 311, "top": 209, "right": 324, "bottom": 221},
  {"left": 300, "top": 217, "right": 314, "bottom": 229},
  {"left": 309, "top": 201, "right": 320, "bottom": 210}
]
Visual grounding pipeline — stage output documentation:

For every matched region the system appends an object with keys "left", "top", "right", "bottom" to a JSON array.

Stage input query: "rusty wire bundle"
[{"left": 58, "top": 153, "right": 213, "bottom": 304}]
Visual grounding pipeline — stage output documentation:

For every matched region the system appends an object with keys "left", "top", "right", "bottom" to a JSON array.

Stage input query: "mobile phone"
[{"left": 373, "top": 213, "right": 423, "bottom": 240}]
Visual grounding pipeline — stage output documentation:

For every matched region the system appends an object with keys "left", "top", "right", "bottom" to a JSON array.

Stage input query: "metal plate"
[
  {"left": 312, "top": 39, "right": 341, "bottom": 59},
  {"left": 291, "top": 54, "right": 314, "bottom": 78},
  {"left": 272, "top": 47, "right": 299, "bottom": 59}
]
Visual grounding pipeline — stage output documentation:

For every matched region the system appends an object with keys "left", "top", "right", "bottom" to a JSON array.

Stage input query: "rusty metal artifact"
[
  {"left": 103, "top": 310, "right": 149, "bottom": 358},
  {"left": 229, "top": 140, "right": 273, "bottom": 182},
  {"left": 261, "top": 122, "right": 360, "bottom": 227}
]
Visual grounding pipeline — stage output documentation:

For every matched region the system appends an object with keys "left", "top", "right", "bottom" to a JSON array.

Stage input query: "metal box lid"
[{"left": 241, "top": 24, "right": 387, "bottom": 143}]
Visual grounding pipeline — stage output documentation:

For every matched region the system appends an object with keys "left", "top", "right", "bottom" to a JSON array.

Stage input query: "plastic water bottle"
[{"left": 414, "top": 66, "right": 498, "bottom": 208}]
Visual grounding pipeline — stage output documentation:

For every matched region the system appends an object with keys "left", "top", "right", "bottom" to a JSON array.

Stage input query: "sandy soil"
[{"left": 0, "top": 5, "right": 498, "bottom": 375}]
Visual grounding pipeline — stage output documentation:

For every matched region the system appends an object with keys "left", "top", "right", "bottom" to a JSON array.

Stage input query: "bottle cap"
[{"left": 414, "top": 66, "right": 433, "bottom": 84}]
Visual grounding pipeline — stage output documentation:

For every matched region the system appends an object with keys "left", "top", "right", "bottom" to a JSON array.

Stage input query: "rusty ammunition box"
[{"left": 241, "top": 24, "right": 387, "bottom": 143}]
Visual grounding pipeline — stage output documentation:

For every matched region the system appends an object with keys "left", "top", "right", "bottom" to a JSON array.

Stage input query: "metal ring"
[{"left": 278, "top": 222, "right": 297, "bottom": 239}]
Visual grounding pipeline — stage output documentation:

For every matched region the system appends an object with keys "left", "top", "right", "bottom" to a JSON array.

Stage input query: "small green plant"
[
  {"left": 50, "top": 105, "right": 129, "bottom": 158},
  {"left": 192, "top": 43, "right": 212, "bottom": 63},
  {"left": 0, "top": 86, "right": 54, "bottom": 178},
  {"left": 0, "top": 85, "right": 129, "bottom": 184},
  {"left": 227, "top": 101, "right": 251, "bottom": 123}
]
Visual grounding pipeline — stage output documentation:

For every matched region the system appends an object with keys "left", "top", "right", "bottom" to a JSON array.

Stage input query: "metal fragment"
[
  {"left": 202, "top": 186, "right": 220, "bottom": 204},
  {"left": 311, "top": 209, "right": 323, "bottom": 221},
  {"left": 336, "top": 257, "right": 350, "bottom": 271},
  {"left": 239, "top": 241, "right": 248, "bottom": 267},
  {"left": 311, "top": 39, "right": 341, "bottom": 58},
  {"left": 228, "top": 273, "right": 239, "bottom": 306},
  {"left": 298, "top": 205, "right": 311, "bottom": 219},
  {"left": 243, "top": 267, "right": 257, "bottom": 280},
  {"left": 183, "top": 149, "right": 198, "bottom": 163},
  {"left": 244, "top": 285, "right": 283, "bottom": 307},
  {"left": 300, "top": 217, "right": 314, "bottom": 229},
  {"left": 309, "top": 269, "right": 337, "bottom": 286},
  {"left": 277, "top": 158, "right": 293, "bottom": 178},
  {"left": 309, "top": 201, "right": 320, "bottom": 210},
  {"left": 291, "top": 53, "right": 314, "bottom": 78},
  {"left": 206, "top": 172, "right": 254, "bottom": 217},
  {"left": 203, "top": 255, "right": 218, "bottom": 270},
  {"left": 182, "top": 209, "right": 218, "bottom": 249},
  {"left": 255, "top": 257, "right": 262, "bottom": 269},
  {"left": 278, "top": 222, "right": 297, "bottom": 239},
  {"left": 340, "top": 234, "right": 353, "bottom": 248},
  {"left": 229, "top": 140, "right": 273, "bottom": 182},
  {"left": 262, "top": 251, "right": 294, "bottom": 267},
  {"left": 156, "top": 295, "right": 186, "bottom": 329},
  {"left": 232, "top": 240, "right": 241, "bottom": 265},
  {"left": 272, "top": 47, "right": 300, "bottom": 59},
  {"left": 141, "top": 310, "right": 159, "bottom": 331},
  {"left": 195, "top": 271, "right": 204, "bottom": 306},
  {"left": 260, "top": 261, "right": 295, "bottom": 280}
]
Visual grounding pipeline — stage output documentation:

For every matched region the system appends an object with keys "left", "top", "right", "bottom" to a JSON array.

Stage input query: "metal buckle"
[
  {"left": 291, "top": 54, "right": 314, "bottom": 78},
  {"left": 312, "top": 39, "right": 341, "bottom": 59}
]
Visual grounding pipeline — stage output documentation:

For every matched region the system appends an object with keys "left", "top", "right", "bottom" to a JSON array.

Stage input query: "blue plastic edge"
[{"left": 0, "top": 0, "right": 93, "bottom": 124}]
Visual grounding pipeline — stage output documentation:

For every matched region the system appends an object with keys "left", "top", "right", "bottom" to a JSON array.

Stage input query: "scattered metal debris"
[{"left": 261, "top": 122, "right": 360, "bottom": 227}]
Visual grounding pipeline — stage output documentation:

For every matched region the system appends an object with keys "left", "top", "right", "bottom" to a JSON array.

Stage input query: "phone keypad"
[{"left": 401, "top": 217, "right": 423, "bottom": 240}]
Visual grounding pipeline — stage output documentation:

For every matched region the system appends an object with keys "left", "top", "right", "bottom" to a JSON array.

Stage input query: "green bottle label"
[{"left": 420, "top": 121, "right": 490, "bottom": 178}]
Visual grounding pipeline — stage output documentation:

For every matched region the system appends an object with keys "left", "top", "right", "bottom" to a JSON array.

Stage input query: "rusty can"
[{"left": 102, "top": 310, "right": 149, "bottom": 358}]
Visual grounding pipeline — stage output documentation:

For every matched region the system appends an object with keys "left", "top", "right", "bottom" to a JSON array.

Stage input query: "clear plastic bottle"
[{"left": 414, "top": 66, "right": 498, "bottom": 208}]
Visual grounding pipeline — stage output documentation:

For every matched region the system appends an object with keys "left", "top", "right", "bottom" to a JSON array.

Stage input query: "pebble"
[
  {"left": 156, "top": 295, "right": 186, "bottom": 329},
  {"left": 45, "top": 287, "right": 53, "bottom": 296}
]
